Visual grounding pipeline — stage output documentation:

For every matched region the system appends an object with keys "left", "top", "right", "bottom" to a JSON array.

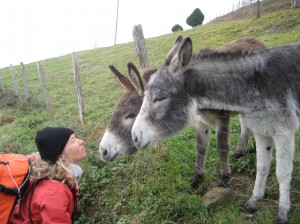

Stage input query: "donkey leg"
[
  {"left": 273, "top": 134, "right": 295, "bottom": 224},
  {"left": 233, "top": 116, "right": 251, "bottom": 160},
  {"left": 244, "top": 134, "right": 273, "bottom": 213},
  {"left": 215, "top": 111, "right": 231, "bottom": 188},
  {"left": 191, "top": 119, "right": 210, "bottom": 188}
]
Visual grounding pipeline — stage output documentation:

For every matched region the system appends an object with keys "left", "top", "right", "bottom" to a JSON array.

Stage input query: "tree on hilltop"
[
  {"left": 171, "top": 24, "right": 183, "bottom": 32},
  {"left": 186, "top": 8, "right": 205, "bottom": 28}
]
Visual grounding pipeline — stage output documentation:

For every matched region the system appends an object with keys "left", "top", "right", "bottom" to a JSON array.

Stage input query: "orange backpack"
[{"left": 0, "top": 154, "right": 30, "bottom": 224}]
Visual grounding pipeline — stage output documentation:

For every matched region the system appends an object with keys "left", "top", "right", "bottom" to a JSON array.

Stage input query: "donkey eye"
[
  {"left": 153, "top": 96, "right": 167, "bottom": 103},
  {"left": 125, "top": 113, "right": 137, "bottom": 119}
]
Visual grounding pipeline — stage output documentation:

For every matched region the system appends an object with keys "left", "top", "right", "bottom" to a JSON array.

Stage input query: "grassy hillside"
[{"left": 1, "top": 2, "right": 300, "bottom": 223}]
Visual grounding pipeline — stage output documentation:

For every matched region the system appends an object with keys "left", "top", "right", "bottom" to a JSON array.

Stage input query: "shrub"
[
  {"left": 171, "top": 24, "right": 183, "bottom": 32},
  {"left": 186, "top": 8, "right": 205, "bottom": 28}
]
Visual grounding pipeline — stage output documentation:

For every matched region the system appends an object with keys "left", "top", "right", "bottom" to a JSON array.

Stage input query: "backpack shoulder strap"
[{"left": 28, "top": 179, "right": 39, "bottom": 224}]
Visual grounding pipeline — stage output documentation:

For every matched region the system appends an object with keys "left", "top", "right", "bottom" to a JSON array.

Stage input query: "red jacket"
[{"left": 9, "top": 179, "right": 79, "bottom": 224}]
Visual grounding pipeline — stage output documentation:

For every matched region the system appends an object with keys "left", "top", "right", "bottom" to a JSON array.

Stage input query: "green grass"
[{"left": 1, "top": 3, "right": 300, "bottom": 224}]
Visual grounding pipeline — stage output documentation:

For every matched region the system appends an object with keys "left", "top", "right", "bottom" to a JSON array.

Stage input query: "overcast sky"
[{"left": 0, "top": 0, "right": 240, "bottom": 68}]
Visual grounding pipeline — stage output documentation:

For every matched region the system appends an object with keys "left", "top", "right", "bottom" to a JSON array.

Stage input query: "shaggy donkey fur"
[{"left": 132, "top": 35, "right": 300, "bottom": 224}]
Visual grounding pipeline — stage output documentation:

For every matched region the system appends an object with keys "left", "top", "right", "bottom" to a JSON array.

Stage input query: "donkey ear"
[
  {"left": 178, "top": 37, "right": 193, "bottom": 68},
  {"left": 168, "top": 37, "right": 193, "bottom": 78},
  {"left": 165, "top": 35, "right": 184, "bottom": 66},
  {"left": 127, "top": 62, "right": 144, "bottom": 96},
  {"left": 109, "top": 65, "right": 136, "bottom": 92}
]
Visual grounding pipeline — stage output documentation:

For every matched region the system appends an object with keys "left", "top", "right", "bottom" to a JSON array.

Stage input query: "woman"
[{"left": 9, "top": 127, "right": 87, "bottom": 224}]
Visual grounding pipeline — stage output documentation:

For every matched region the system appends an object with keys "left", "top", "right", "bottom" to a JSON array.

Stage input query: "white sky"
[{"left": 0, "top": 0, "right": 240, "bottom": 68}]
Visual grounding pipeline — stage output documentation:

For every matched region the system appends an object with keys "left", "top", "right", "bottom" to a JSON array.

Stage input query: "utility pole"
[{"left": 114, "top": 0, "right": 120, "bottom": 45}]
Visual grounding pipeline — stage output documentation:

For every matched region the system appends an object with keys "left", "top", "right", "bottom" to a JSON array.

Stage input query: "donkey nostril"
[
  {"left": 134, "top": 136, "right": 138, "bottom": 143},
  {"left": 103, "top": 149, "right": 108, "bottom": 156}
]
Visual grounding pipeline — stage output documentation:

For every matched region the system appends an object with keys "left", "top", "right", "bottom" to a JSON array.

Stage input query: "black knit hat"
[{"left": 35, "top": 127, "right": 74, "bottom": 164}]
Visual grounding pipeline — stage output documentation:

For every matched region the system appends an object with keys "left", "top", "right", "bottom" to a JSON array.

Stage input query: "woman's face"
[{"left": 62, "top": 134, "right": 87, "bottom": 163}]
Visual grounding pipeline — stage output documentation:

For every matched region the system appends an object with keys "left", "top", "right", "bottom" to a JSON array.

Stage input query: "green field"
[{"left": 1, "top": 1, "right": 300, "bottom": 223}]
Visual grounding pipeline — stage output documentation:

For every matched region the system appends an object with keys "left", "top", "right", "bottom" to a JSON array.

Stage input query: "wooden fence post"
[
  {"left": 72, "top": 52, "right": 85, "bottom": 125},
  {"left": 10, "top": 64, "right": 18, "bottom": 96},
  {"left": 291, "top": 0, "right": 300, "bottom": 8},
  {"left": 256, "top": 0, "right": 261, "bottom": 19},
  {"left": 0, "top": 72, "right": 4, "bottom": 94},
  {"left": 132, "top": 24, "right": 149, "bottom": 69},
  {"left": 20, "top": 62, "right": 29, "bottom": 99},
  {"left": 36, "top": 62, "right": 51, "bottom": 113}
]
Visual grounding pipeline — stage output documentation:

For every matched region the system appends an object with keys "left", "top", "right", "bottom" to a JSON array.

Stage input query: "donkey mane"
[{"left": 196, "top": 47, "right": 263, "bottom": 61}]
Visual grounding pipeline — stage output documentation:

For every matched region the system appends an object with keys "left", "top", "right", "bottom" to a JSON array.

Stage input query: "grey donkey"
[
  {"left": 131, "top": 35, "right": 300, "bottom": 224},
  {"left": 100, "top": 37, "right": 267, "bottom": 188}
]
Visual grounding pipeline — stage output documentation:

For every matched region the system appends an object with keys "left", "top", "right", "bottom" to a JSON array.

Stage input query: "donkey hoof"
[
  {"left": 218, "top": 173, "right": 230, "bottom": 188},
  {"left": 275, "top": 212, "right": 288, "bottom": 224},
  {"left": 243, "top": 203, "right": 257, "bottom": 213},
  {"left": 275, "top": 217, "right": 288, "bottom": 224},
  {"left": 190, "top": 174, "right": 203, "bottom": 188},
  {"left": 232, "top": 151, "right": 246, "bottom": 160}
]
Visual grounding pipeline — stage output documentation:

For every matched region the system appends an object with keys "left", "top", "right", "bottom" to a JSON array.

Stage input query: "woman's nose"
[{"left": 78, "top": 139, "right": 85, "bottom": 145}]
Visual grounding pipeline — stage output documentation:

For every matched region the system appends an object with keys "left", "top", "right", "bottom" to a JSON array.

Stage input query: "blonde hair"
[{"left": 30, "top": 153, "right": 75, "bottom": 188}]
